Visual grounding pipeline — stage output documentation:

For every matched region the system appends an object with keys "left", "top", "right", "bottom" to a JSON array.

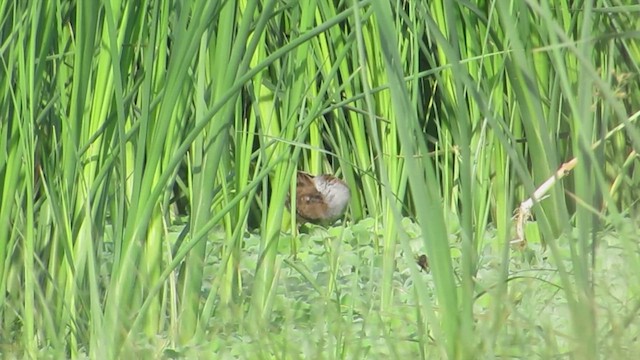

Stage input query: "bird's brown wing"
[
  {"left": 295, "top": 172, "right": 328, "bottom": 223},
  {"left": 296, "top": 191, "right": 328, "bottom": 224},
  {"left": 286, "top": 172, "right": 313, "bottom": 209},
  {"left": 296, "top": 171, "right": 314, "bottom": 186}
]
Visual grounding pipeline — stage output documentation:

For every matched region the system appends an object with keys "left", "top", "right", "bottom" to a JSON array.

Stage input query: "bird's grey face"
[{"left": 313, "top": 175, "right": 350, "bottom": 219}]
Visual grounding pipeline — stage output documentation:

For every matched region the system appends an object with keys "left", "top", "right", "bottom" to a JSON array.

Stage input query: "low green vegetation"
[{"left": 1, "top": 0, "right": 639, "bottom": 358}]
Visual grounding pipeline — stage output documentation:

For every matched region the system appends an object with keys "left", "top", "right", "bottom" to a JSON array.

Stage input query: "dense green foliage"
[{"left": 1, "top": 0, "right": 640, "bottom": 358}]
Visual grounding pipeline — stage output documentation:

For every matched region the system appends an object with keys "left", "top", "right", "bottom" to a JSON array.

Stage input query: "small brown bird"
[{"left": 290, "top": 171, "right": 351, "bottom": 225}]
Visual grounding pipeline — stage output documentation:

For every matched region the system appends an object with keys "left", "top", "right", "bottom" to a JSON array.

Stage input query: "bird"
[{"left": 289, "top": 171, "right": 351, "bottom": 225}]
